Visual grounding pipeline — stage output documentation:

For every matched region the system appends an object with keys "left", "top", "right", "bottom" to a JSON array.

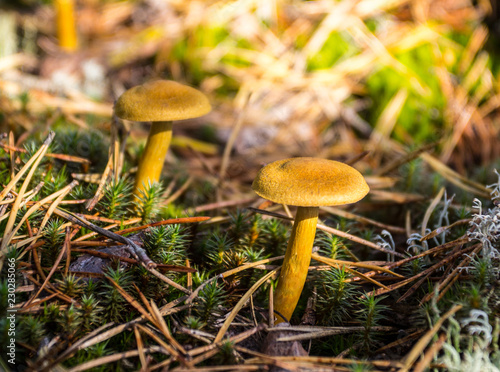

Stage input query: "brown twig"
[{"left": 53, "top": 208, "right": 156, "bottom": 267}]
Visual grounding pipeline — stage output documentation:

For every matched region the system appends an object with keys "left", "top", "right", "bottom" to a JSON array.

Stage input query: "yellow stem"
[
  {"left": 55, "top": 0, "right": 78, "bottom": 52},
  {"left": 134, "top": 121, "right": 172, "bottom": 198},
  {"left": 274, "top": 206, "right": 319, "bottom": 323}
]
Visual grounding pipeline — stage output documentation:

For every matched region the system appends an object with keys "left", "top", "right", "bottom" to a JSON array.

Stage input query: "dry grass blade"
[
  {"left": 462, "top": 51, "right": 489, "bottom": 94},
  {"left": 269, "top": 283, "right": 274, "bottom": 328},
  {"left": 247, "top": 207, "right": 293, "bottom": 221},
  {"left": 1, "top": 181, "right": 78, "bottom": 267},
  {"left": 311, "top": 254, "right": 389, "bottom": 289},
  {"left": 0, "top": 131, "right": 54, "bottom": 203},
  {"left": 368, "top": 244, "right": 477, "bottom": 298},
  {"left": 311, "top": 253, "right": 403, "bottom": 278},
  {"left": 399, "top": 304, "right": 462, "bottom": 372},
  {"left": 214, "top": 268, "right": 278, "bottom": 343},
  {"left": 53, "top": 208, "right": 156, "bottom": 267},
  {"left": 420, "top": 153, "right": 490, "bottom": 197},
  {"left": 137, "top": 323, "right": 193, "bottom": 368},
  {"left": 2, "top": 134, "right": 55, "bottom": 246},
  {"left": 43, "top": 286, "right": 189, "bottom": 365},
  {"left": 111, "top": 117, "right": 123, "bottom": 180},
  {"left": 114, "top": 216, "right": 211, "bottom": 235},
  {"left": 149, "top": 300, "right": 187, "bottom": 354},
  {"left": 74, "top": 217, "right": 141, "bottom": 242},
  {"left": 421, "top": 245, "right": 482, "bottom": 304},
  {"left": 321, "top": 206, "right": 406, "bottom": 234},
  {"left": 133, "top": 283, "right": 154, "bottom": 314},
  {"left": 190, "top": 197, "right": 257, "bottom": 214},
  {"left": 189, "top": 324, "right": 266, "bottom": 364},
  {"left": 217, "top": 89, "right": 251, "bottom": 198},
  {"left": 244, "top": 353, "right": 404, "bottom": 369},
  {"left": 369, "top": 189, "right": 425, "bottom": 203},
  {"left": 173, "top": 366, "right": 262, "bottom": 372},
  {"left": 369, "top": 88, "right": 408, "bottom": 153},
  {"left": 412, "top": 333, "right": 447, "bottom": 372},
  {"left": 71, "top": 248, "right": 195, "bottom": 273},
  {"left": 64, "top": 226, "right": 73, "bottom": 276},
  {"left": 277, "top": 326, "right": 396, "bottom": 342},
  {"left": 58, "top": 322, "right": 116, "bottom": 363},
  {"left": 220, "top": 256, "right": 284, "bottom": 280},
  {"left": 23, "top": 226, "right": 78, "bottom": 308},
  {"left": 8, "top": 131, "right": 15, "bottom": 181},
  {"left": 60, "top": 321, "right": 141, "bottom": 361},
  {"left": 0, "top": 142, "right": 91, "bottom": 164},
  {"left": 375, "top": 142, "right": 437, "bottom": 176},
  {"left": 76, "top": 214, "right": 132, "bottom": 224},
  {"left": 21, "top": 274, "right": 73, "bottom": 305},
  {"left": 344, "top": 151, "right": 370, "bottom": 166},
  {"left": 343, "top": 266, "right": 387, "bottom": 289},
  {"left": 186, "top": 259, "right": 192, "bottom": 291},
  {"left": 163, "top": 175, "right": 194, "bottom": 204},
  {"left": 133, "top": 325, "right": 148, "bottom": 369},
  {"left": 317, "top": 223, "right": 405, "bottom": 258},
  {"left": 29, "top": 180, "right": 77, "bottom": 242},
  {"left": 374, "top": 329, "right": 424, "bottom": 354},
  {"left": 146, "top": 265, "right": 191, "bottom": 294},
  {"left": 171, "top": 135, "right": 219, "bottom": 155},
  {"left": 458, "top": 25, "right": 488, "bottom": 74},
  {"left": 85, "top": 154, "right": 113, "bottom": 211},
  {"left": 67, "top": 346, "right": 166, "bottom": 372},
  {"left": 0, "top": 181, "right": 44, "bottom": 224},
  {"left": 250, "top": 207, "right": 404, "bottom": 257},
  {"left": 71, "top": 173, "right": 104, "bottom": 183},
  {"left": 420, "top": 219, "right": 471, "bottom": 241},
  {"left": 421, "top": 187, "right": 445, "bottom": 237},
  {"left": 234, "top": 346, "right": 304, "bottom": 371},
  {"left": 106, "top": 276, "right": 156, "bottom": 324}
]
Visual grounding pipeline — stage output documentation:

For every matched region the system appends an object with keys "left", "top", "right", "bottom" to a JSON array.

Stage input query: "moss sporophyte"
[{"left": 252, "top": 157, "right": 369, "bottom": 323}]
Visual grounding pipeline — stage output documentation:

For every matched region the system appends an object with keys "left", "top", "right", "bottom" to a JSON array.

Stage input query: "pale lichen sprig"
[
  {"left": 486, "top": 169, "right": 500, "bottom": 202},
  {"left": 375, "top": 230, "right": 395, "bottom": 261},
  {"left": 461, "top": 309, "right": 493, "bottom": 346},
  {"left": 436, "top": 190, "right": 455, "bottom": 244},
  {"left": 407, "top": 229, "right": 431, "bottom": 256},
  {"left": 467, "top": 198, "right": 500, "bottom": 258},
  {"left": 439, "top": 310, "right": 500, "bottom": 372}
]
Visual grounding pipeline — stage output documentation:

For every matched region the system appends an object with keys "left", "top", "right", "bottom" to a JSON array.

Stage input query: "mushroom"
[
  {"left": 55, "top": 0, "right": 78, "bottom": 52},
  {"left": 252, "top": 157, "right": 369, "bottom": 323},
  {"left": 115, "top": 80, "right": 211, "bottom": 197}
]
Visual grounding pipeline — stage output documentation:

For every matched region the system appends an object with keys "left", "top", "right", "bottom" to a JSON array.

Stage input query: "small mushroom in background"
[
  {"left": 114, "top": 80, "right": 212, "bottom": 199},
  {"left": 55, "top": 0, "right": 78, "bottom": 52},
  {"left": 252, "top": 157, "right": 369, "bottom": 323}
]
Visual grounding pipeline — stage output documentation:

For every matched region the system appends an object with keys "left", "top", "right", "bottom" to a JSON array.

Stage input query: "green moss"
[
  {"left": 307, "top": 31, "right": 357, "bottom": 71},
  {"left": 366, "top": 44, "right": 446, "bottom": 143}
]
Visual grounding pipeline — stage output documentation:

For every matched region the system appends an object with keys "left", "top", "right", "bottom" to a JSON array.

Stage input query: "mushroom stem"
[
  {"left": 134, "top": 121, "right": 173, "bottom": 197},
  {"left": 55, "top": 0, "right": 78, "bottom": 52},
  {"left": 274, "top": 206, "right": 319, "bottom": 323}
]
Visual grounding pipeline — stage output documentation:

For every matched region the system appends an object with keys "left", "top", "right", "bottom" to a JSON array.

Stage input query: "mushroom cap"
[
  {"left": 115, "top": 80, "right": 212, "bottom": 122},
  {"left": 252, "top": 157, "right": 369, "bottom": 207}
]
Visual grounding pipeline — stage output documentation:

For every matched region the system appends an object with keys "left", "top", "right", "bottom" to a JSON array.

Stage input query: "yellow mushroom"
[
  {"left": 55, "top": 0, "right": 78, "bottom": 52},
  {"left": 252, "top": 157, "right": 369, "bottom": 323},
  {"left": 115, "top": 80, "right": 211, "bottom": 198}
]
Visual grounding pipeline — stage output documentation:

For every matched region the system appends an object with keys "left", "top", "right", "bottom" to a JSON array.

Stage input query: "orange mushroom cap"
[
  {"left": 252, "top": 157, "right": 369, "bottom": 207},
  {"left": 115, "top": 80, "right": 211, "bottom": 122}
]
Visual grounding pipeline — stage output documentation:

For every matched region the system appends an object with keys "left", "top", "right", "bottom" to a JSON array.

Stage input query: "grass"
[{"left": 1, "top": 0, "right": 500, "bottom": 371}]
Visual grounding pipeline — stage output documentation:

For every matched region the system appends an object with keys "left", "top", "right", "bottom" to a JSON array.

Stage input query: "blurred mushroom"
[
  {"left": 55, "top": 0, "right": 78, "bottom": 52},
  {"left": 252, "top": 157, "right": 369, "bottom": 323},
  {"left": 114, "top": 80, "right": 211, "bottom": 198}
]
